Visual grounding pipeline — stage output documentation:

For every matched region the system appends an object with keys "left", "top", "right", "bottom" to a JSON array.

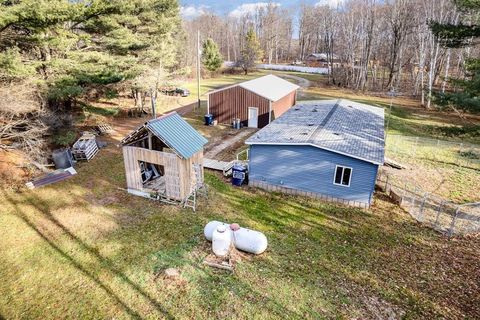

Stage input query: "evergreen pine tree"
[
  {"left": 201, "top": 38, "right": 223, "bottom": 73},
  {"left": 429, "top": 0, "right": 480, "bottom": 113},
  {"left": 0, "top": 0, "right": 181, "bottom": 108},
  {"left": 238, "top": 28, "right": 263, "bottom": 75}
]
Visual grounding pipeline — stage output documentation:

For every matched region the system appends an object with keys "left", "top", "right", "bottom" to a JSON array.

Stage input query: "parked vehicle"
[
  {"left": 160, "top": 87, "right": 190, "bottom": 97},
  {"left": 175, "top": 88, "right": 190, "bottom": 97}
]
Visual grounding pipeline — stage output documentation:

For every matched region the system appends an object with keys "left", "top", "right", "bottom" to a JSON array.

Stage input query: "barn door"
[{"left": 248, "top": 107, "right": 258, "bottom": 128}]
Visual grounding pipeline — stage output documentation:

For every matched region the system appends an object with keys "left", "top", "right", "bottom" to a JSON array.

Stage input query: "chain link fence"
[
  {"left": 385, "top": 134, "right": 480, "bottom": 170},
  {"left": 377, "top": 170, "right": 480, "bottom": 236}
]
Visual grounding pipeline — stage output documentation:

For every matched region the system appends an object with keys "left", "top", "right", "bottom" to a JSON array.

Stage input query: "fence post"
[
  {"left": 448, "top": 206, "right": 460, "bottom": 237},
  {"left": 418, "top": 193, "right": 428, "bottom": 222},
  {"left": 385, "top": 174, "right": 390, "bottom": 193},
  {"left": 411, "top": 186, "right": 417, "bottom": 212},
  {"left": 401, "top": 182, "right": 408, "bottom": 207},
  {"left": 434, "top": 201, "right": 445, "bottom": 229}
]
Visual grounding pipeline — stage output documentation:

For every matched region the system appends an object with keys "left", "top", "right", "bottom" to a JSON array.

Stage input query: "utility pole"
[{"left": 196, "top": 30, "right": 201, "bottom": 112}]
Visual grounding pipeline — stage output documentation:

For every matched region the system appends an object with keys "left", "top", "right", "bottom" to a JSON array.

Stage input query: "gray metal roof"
[
  {"left": 245, "top": 100, "right": 385, "bottom": 165},
  {"left": 122, "top": 112, "right": 207, "bottom": 159}
]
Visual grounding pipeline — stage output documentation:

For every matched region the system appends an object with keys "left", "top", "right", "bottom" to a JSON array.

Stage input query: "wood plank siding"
[
  {"left": 123, "top": 146, "right": 204, "bottom": 201},
  {"left": 271, "top": 91, "right": 296, "bottom": 121}
]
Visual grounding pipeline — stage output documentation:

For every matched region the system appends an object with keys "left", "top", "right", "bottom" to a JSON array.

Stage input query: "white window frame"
[{"left": 333, "top": 165, "right": 353, "bottom": 187}]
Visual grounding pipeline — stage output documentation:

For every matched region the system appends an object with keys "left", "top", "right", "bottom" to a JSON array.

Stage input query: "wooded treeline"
[
  {"left": 182, "top": 0, "right": 479, "bottom": 102},
  {"left": 0, "top": 0, "right": 182, "bottom": 158},
  {"left": 0, "top": 0, "right": 478, "bottom": 160}
]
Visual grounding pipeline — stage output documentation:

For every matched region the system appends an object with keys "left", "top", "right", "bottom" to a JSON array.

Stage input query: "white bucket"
[
  {"left": 204, "top": 221, "right": 268, "bottom": 255},
  {"left": 212, "top": 225, "right": 232, "bottom": 257}
]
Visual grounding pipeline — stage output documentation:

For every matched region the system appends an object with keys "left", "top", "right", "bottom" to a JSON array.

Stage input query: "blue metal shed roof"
[
  {"left": 245, "top": 100, "right": 385, "bottom": 165},
  {"left": 145, "top": 112, "right": 207, "bottom": 159}
]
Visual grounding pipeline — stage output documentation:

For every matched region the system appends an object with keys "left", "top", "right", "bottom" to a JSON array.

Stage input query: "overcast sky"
[{"left": 179, "top": 0, "right": 344, "bottom": 19}]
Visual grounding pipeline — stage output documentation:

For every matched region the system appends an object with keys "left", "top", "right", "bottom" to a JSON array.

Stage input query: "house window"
[{"left": 334, "top": 165, "right": 352, "bottom": 187}]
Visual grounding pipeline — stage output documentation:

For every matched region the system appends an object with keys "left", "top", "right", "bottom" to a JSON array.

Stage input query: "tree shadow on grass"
[
  {"left": 4, "top": 192, "right": 174, "bottom": 320},
  {"left": 202, "top": 175, "right": 449, "bottom": 317},
  {"left": 150, "top": 239, "right": 308, "bottom": 319}
]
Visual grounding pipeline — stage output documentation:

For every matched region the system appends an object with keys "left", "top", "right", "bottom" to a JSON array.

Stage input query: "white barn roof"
[
  {"left": 246, "top": 100, "right": 385, "bottom": 165},
  {"left": 208, "top": 74, "right": 299, "bottom": 102}
]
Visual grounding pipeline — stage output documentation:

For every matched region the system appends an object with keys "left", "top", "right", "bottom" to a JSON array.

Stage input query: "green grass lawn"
[
  {"left": 5, "top": 70, "right": 476, "bottom": 318},
  {"left": 180, "top": 70, "right": 268, "bottom": 104},
  {"left": 1, "top": 141, "right": 479, "bottom": 319}
]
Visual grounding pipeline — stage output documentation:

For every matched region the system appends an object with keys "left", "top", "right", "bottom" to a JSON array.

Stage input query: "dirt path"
[
  {"left": 279, "top": 74, "right": 312, "bottom": 88},
  {"left": 205, "top": 129, "right": 255, "bottom": 158}
]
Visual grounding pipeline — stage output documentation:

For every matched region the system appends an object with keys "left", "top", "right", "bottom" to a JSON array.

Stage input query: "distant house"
[
  {"left": 121, "top": 112, "right": 208, "bottom": 204},
  {"left": 207, "top": 75, "right": 299, "bottom": 128},
  {"left": 305, "top": 53, "right": 341, "bottom": 68},
  {"left": 245, "top": 100, "right": 385, "bottom": 208}
]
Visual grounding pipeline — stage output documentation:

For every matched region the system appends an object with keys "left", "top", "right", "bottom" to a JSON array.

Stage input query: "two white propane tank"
[
  {"left": 204, "top": 221, "right": 268, "bottom": 255},
  {"left": 211, "top": 225, "right": 232, "bottom": 257}
]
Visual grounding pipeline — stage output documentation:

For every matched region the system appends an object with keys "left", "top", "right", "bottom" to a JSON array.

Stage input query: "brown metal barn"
[{"left": 207, "top": 75, "right": 299, "bottom": 128}]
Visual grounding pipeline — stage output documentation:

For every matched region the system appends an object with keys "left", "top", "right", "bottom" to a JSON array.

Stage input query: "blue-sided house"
[{"left": 245, "top": 100, "right": 385, "bottom": 208}]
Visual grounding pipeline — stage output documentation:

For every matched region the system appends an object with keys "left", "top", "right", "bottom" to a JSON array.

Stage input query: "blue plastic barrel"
[
  {"left": 232, "top": 163, "right": 247, "bottom": 186},
  {"left": 204, "top": 114, "right": 213, "bottom": 125}
]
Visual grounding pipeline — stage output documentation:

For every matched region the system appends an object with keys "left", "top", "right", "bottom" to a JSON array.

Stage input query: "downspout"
[
  {"left": 268, "top": 100, "right": 272, "bottom": 124},
  {"left": 207, "top": 93, "right": 210, "bottom": 115}
]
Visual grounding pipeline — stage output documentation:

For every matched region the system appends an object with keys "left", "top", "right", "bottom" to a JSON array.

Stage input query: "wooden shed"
[
  {"left": 121, "top": 112, "right": 208, "bottom": 205},
  {"left": 207, "top": 74, "right": 299, "bottom": 128}
]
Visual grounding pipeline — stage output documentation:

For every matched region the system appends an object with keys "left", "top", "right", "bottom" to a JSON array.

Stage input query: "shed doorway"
[
  {"left": 139, "top": 161, "right": 165, "bottom": 193},
  {"left": 248, "top": 107, "right": 258, "bottom": 128}
]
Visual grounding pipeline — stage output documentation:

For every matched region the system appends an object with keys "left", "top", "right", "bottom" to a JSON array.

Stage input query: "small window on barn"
[{"left": 334, "top": 165, "right": 352, "bottom": 187}]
